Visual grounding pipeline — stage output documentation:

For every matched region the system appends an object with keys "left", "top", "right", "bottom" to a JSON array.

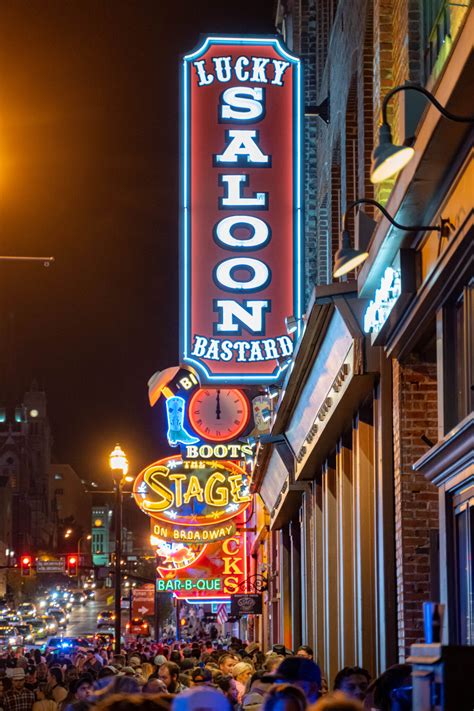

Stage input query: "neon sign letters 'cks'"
[{"left": 180, "top": 36, "right": 302, "bottom": 385}]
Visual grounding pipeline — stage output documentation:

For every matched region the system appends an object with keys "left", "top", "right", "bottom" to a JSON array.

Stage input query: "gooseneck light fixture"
[
  {"left": 333, "top": 197, "right": 450, "bottom": 278},
  {"left": 371, "top": 84, "right": 474, "bottom": 184}
]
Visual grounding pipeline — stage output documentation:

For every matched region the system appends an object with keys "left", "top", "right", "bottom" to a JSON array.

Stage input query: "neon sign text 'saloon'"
[{"left": 181, "top": 36, "right": 302, "bottom": 384}]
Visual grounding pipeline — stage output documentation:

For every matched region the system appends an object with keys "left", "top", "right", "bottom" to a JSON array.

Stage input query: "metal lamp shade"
[{"left": 370, "top": 123, "right": 415, "bottom": 184}]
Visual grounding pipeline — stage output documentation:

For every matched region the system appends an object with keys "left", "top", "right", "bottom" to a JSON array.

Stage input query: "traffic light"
[
  {"left": 67, "top": 555, "right": 78, "bottom": 576},
  {"left": 21, "top": 556, "right": 32, "bottom": 576}
]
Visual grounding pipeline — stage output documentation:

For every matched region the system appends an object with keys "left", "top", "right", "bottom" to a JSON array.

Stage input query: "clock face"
[{"left": 188, "top": 388, "right": 250, "bottom": 442}]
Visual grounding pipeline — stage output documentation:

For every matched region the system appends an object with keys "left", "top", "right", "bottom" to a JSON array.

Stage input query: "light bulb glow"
[
  {"left": 333, "top": 251, "right": 369, "bottom": 278},
  {"left": 370, "top": 145, "right": 415, "bottom": 184},
  {"left": 109, "top": 444, "right": 129, "bottom": 475}
]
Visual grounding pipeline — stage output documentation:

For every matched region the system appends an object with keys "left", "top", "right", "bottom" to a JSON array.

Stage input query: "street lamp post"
[{"left": 109, "top": 444, "right": 128, "bottom": 655}]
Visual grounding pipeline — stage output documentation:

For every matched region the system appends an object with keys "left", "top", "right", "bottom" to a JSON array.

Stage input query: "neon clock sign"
[{"left": 180, "top": 36, "right": 302, "bottom": 384}]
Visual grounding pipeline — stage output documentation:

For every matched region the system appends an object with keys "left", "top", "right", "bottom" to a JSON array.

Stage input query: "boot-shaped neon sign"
[{"left": 166, "top": 396, "right": 199, "bottom": 447}]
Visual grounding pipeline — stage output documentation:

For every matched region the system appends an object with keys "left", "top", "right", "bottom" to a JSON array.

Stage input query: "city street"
[{"left": 66, "top": 595, "right": 115, "bottom": 637}]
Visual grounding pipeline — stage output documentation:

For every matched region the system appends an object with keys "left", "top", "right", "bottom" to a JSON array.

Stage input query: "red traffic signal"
[
  {"left": 67, "top": 555, "right": 78, "bottom": 576},
  {"left": 21, "top": 556, "right": 32, "bottom": 576}
]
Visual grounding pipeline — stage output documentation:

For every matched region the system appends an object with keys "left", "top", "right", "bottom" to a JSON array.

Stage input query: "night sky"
[{"left": 0, "top": 0, "right": 276, "bottom": 482}]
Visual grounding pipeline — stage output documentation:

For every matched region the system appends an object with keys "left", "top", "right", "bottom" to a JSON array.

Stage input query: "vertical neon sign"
[{"left": 181, "top": 36, "right": 302, "bottom": 384}]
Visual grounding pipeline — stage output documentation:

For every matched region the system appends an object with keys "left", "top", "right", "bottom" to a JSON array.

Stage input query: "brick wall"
[
  {"left": 289, "top": 0, "right": 319, "bottom": 306},
  {"left": 393, "top": 356, "right": 439, "bottom": 660},
  {"left": 313, "top": 0, "right": 379, "bottom": 282}
]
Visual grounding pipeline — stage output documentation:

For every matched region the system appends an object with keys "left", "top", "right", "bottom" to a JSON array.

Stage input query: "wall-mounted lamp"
[
  {"left": 371, "top": 84, "right": 474, "bottom": 184},
  {"left": 284, "top": 314, "right": 306, "bottom": 335},
  {"left": 333, "top": 197, "right": 451, "bottom": 278}
]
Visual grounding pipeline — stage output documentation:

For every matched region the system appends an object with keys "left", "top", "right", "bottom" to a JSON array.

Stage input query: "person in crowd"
[
  {"left": 218, "top": 654, "right": 239, "bottom": 676},
  {"left": 142, "top": 679, "right": 167, "bottom": 694},
  {"left": 47, "top": 670, "right": 67, "bottom": 706},
  {"left": 271, "top": 646, "right": 288, "bottom": 658},
  {"left": 213, "top": 674, "right": 239, "bottom": 709},
  {"left": 35, "top": 668, "right": 47, "bottom": 687},
  {"left": 140, "top": 664, "right": 154, "bottom": 682},
  {"left": 168, "top": 653, "right": 181, "bottom": 667},
  {"left": 82, "top": 655, "right": 101, "bottom": 677},
  {"left": 368, "top": 665, "right": 412, "bottom": 711},
  {"left": 172, "top": 686, "right": 230, "bottom": 711},
  {"left": 241, "top": 670, "right": 275, "bottom": 711},
  {"left": 189, "top": 669, "right": 212, "bottom": 687},
  {"left": 62, "top": 675, "right": 94, "bottom": 711},
  {"left": 310, "top": 695, "right": 364, "bottom": 711},
  {"left": 333, "top": 668, "right": 371, "bottom": 704},
  {"left": 271, "top": 657, "right": 322, "bottom": 704},
  {"left": 24, "top": 669, "right": 38, "bottom": 694},
  {"left": 32, "top": 685, "right": 57, "bottom": 711},
  {"left": 3, "top": 667, "right": 36, "bottom": 711},
  {"left": 94, "top": 694, "right": 173, "bottom": 711},
  {"left": 296, "top": 647, "right": 313, "bottom": 661},
  {"left": 262, "top": 684, "right": 307, "bottom": 711},
  {"left": 263, "top": 655, "right": 285, "bottom": 675},
  {"left": 231, "top": 662, "right": 254, "bottom": 704},
  {"left": 157, "top": 664, "right": 184, "bottom": 695}
]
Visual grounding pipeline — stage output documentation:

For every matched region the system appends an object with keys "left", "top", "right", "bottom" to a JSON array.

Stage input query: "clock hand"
[{"left": 216, "top": 389, "right": 221, "bottom": 420}]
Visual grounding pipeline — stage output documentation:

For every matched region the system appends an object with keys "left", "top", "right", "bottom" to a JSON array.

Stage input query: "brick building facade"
[{"left": 253, "top": 0, "right": 473, "bottom": 673}]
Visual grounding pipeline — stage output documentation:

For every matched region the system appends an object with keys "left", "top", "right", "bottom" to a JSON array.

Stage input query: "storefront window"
[
  {"left": 443, "top": 284, "right": 473, "bottom": 433},
  {"left": 454, "top": 491, "right": 474, "bottom": 645}
]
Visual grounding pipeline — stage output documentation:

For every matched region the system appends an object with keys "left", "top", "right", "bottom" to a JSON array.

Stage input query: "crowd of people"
[{"left": 0, "top": 638, "right": 413, "bottom": 711}]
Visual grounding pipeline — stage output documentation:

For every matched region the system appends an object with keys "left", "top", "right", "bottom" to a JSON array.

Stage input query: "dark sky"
[{"left": 0, "top": 0, "right": 276, "bottom": 482}]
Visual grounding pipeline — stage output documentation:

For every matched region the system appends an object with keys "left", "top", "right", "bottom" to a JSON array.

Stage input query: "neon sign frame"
[{"left": 180, "top": 35, "right": 303, "bottom": 385}]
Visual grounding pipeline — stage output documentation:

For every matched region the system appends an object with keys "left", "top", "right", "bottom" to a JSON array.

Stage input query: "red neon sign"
[
  {"left": 155, "top": 527, "right": 249, "bottom": 600},
  {"left": 181, "top": 36, "right": 302, "bottom": 385}
]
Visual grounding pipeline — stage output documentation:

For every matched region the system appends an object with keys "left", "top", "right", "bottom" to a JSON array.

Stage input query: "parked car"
[
  {"left": 29, "top": 619, "right": 48, "bottom": 639},
  {"left": 46, "top": 608, "right": 68, "bottom": 629},
  {"left": 45, "top": 636, "right": 90, "bottom": 652},
  {"left": 16, "top": 623, "right": 35, "bottom": 644},
  {"left": 126, "top": 617, "right": 150, "bottom": 636},
  {"left": 71, "top": 592, "right": 86, "bottom": 606},
  {"left": 97, "top": 610, "right": 115, "bottom": 628},
  {"left": 18, "top": 603, "right": 36, "bottom": 618},
  {"left": 5, "top": 613, "right": 23, "bottom": 626},
  {"left": 41, "top": 615, "right": 58, "bottom": 634},
  {"left": 0, "top": 625, "right": 23, "bottom": 648}
]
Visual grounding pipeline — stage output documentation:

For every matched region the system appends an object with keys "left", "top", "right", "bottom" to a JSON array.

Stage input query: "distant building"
[
  {"left": 0, "top": 385, "right": 56, "bottom": 555},
  {"left": 50, "top": 464, "right": 92, "bottom": 536},
  {"left": 92, "top": 504, "right": 112, "bottom": 566}
]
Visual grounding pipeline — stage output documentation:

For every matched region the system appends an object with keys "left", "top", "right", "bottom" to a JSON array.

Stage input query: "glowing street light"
[
  {"left": 109, "top": 444, "right": 128, "bottom": 476},
  {"left": 109, "top": 444, "right": 128, "bottom": 655}
]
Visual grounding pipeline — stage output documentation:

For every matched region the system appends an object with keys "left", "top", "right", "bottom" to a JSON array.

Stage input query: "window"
[
  {"left": 55, "top": 488, "right": 64, "bottom": 495},
  {"left": 423, "top": 0, "right": 449, "bottom": 79},
  {"left": 443, "top": 283, "right": 474, "bottom": 433},
  {"left": 454, "top": 487, "right": 474, "bottom": 644}
]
